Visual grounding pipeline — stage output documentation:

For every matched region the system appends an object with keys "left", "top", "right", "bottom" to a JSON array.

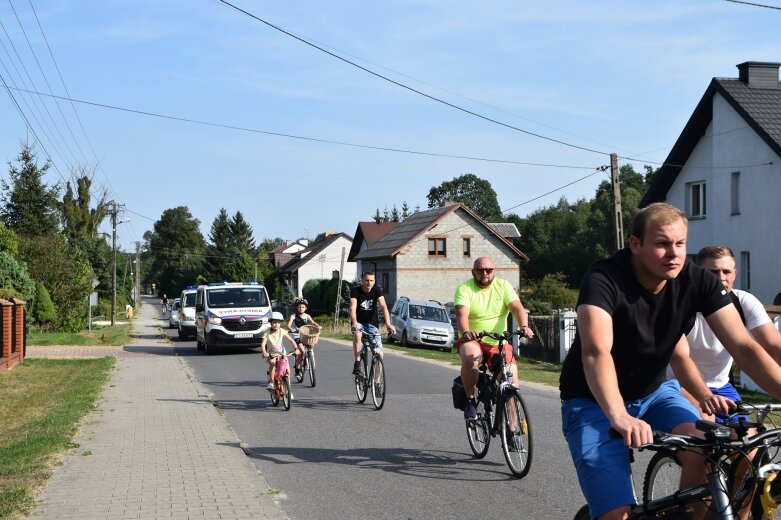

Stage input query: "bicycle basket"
[
  {"left": 451, "top": 376, "right": 468, "bottom": 411},
  {"left": 299, "top": 324, "right": 320, "bottom": 347}
]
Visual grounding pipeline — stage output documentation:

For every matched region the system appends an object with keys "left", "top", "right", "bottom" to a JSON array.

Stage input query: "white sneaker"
[{"left": 266, "top": 382, "right": 275, "bottom": 390}]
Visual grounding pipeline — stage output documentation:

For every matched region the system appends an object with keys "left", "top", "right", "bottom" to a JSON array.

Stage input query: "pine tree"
[{"left": 1, "top": 142, "right": 60, "bottom": 235}]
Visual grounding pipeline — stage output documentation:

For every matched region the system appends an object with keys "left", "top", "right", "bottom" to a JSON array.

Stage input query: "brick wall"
[{"left": 0, "top": 298, "right": 25, "bottom": 372}]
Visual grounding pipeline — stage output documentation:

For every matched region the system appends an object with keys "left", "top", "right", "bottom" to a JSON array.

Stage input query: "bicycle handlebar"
[
  {"left": 475, "top": 330, "right": 524, "bottom": 342},
  {"left": 614, "top": 422, "right": 781, "bottom": 455}
]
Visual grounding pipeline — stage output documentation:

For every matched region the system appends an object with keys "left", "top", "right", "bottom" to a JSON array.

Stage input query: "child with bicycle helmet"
[
  {"left": 287, "top": 298, "right": 322, "bottom": 378},
  {"left": 261, "top": 312, "right": 297, "bottom": 391}
]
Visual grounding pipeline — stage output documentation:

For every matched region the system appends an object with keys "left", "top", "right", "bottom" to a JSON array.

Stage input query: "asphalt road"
[{"left": 162, "top": 323, "right": 604, "bottom": 519}]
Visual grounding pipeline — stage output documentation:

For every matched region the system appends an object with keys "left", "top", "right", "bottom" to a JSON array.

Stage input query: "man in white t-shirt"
[{"left": 668, "top": 245, "right": 781, "bottom": 423}]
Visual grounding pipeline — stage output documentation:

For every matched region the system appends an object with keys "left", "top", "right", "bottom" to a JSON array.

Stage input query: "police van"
[{"left": 194, "top": 281, "right": 272, "bottom": 354}]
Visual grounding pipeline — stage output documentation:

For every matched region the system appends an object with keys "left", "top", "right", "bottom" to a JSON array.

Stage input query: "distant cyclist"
[
  {"left": 287, "top": 298, "right": 322, "bottom": 378},
  {"left": 161, "top": 293, "right": 169, "bottom": 313},
  {"left": 349, "top": 271, "right": 395, "bottom": 376}
]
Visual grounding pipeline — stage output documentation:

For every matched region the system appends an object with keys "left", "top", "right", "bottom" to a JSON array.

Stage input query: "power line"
[
  {"left": 724, "top": 0, "right": 781, "bottom": 9},
  {"left": 216, "top": 0, "right": 611, "bottom": 156},
  {"left": 4, "top": 85, "right": 600, "bottom": 170}
]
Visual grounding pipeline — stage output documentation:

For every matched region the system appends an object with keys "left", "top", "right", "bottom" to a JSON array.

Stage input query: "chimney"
[{"left": 737, "top": 61, "right": 780, "bottom": 89}]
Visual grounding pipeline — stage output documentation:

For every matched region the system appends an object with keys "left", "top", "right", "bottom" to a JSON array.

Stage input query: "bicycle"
[
  {"left": 461, "top": 330, "right": 533, "bottom": 478},
  {"left": 644, "top": 403, "right": 781, "bottom": 519},
  {"left": 266, "top": 353, "right": 293, "bottom": 411},
  {"left": 572, "top": 420, "right": 781, "bottom": 519},
  {"left": 354, "top": 330, "right": 385, "bottom": 410},
  {"left": 294, "top": 324, "right": 319, "bottom": 388},
  {"left": 161, "top": 302, "right": 169, "bottom": 315}
]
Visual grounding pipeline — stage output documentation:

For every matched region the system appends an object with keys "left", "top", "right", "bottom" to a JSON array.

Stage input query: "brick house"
[
  {"left": 642, "top": 61, "right": 781, "bottom": 304},
  {"left": 348, "top": 203, "right": 528, "bottom": 307}
]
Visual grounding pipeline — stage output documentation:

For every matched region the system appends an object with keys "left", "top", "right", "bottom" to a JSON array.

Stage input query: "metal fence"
[{"left": 522, "top": 314, "right": 561, "bottom": 364}]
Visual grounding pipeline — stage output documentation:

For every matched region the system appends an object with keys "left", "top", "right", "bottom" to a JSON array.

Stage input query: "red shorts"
[{"left": 455, "top": 339, "right": 516, "bottom": 366}]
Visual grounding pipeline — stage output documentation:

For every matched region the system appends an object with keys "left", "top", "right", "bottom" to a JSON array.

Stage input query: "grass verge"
[
  {"left": 0, "top": 357, "right": 114, "bottom": 519},
  {"left": 26, "top": 324, "right": 132, "bottom": 347}
]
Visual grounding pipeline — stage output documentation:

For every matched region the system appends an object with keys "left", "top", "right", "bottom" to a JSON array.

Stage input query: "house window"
[
  {"left": 731, "top": 171, "right": 740, "bottom": 215},
  {"left": 428, "top": 238, "right": 446, "bottom": 257},
  {"left": 740, "top": 251, "right": 750, "bottom": 291},
  {"left": 463, "top": 238, "right": 471, "bottom": 257},
  {"left": 381, "top": 272, "right": 389, "bottom": 292},
  {"left": 687, "top": 181, "right": 706, "bottom": 218}
]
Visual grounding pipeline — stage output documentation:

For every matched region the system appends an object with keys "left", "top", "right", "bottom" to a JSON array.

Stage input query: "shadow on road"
[{"left": 237, "top": 443, "right": 512, "bottom": 481}]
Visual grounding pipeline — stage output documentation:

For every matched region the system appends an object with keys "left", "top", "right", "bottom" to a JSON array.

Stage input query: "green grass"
[
  {"left": 26, "top": 324, "right": 132, "bottom": 347},
  {"left": 0, "top": 357, "right": 114, "bottom": 519}
]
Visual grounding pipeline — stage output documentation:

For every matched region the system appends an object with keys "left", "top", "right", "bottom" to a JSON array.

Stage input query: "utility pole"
[
  {"left": 110, "top": 202, "right": 117, "bottom": 326},
  {"left": 135, "top": 241, "right": 141, "bottom": 312},
  {"left": 610, "top": 153, "right": 624, "bottom": 251},
  {"left": 333, "top": 247, "right": 346, "bottom": 331}
]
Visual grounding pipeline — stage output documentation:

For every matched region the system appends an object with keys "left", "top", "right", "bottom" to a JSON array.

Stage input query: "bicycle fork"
[{"left": 707, "top": 465, "right": 736, "bottom": 520}]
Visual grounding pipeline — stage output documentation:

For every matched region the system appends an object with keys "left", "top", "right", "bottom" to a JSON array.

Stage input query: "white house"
[
  {"left": 642, "top": 61, "right": 781, "bottom": 304},
  {"left": 280, "top": 232, "right": 356, "bottom": 298}
]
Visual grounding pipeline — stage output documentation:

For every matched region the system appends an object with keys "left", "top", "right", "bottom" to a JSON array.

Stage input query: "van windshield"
[
  {"left": 205, "top": 288, "right": 269, "bottom": 308},
  {"left": 409, "top": 305, "right": 449, "bottom": 323},
  {"left": 182, "top": 293, "right": 197, "bottom": 308}
]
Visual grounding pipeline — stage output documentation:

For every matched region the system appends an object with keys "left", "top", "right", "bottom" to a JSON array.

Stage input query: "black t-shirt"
[
  {"left": 350, "top": 285, "right": 383, "bottom": 326},
  {"left": 559, "top": 248, "right": 731, "bottom": 401}
]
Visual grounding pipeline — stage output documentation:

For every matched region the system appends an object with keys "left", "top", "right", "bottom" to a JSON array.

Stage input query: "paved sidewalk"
[{"left": 26, "top": 299, "right": 286, "bottom": 520}]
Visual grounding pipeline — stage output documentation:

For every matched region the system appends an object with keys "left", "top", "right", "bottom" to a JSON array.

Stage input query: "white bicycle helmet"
[{"left": 270, "top": 311, "right": 284, "bottom": 321}]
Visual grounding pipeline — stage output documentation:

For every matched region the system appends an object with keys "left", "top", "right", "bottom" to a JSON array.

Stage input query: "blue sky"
[{"left": 0, "top": 1, "right": 779, "bottom": 252}]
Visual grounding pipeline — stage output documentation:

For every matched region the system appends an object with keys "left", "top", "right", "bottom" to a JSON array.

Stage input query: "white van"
[
  {"left": 177, "top": 286, "right": 198, "bottom": 339},
  {"left": 194, "top": 282, "right": 272, "bottom": 354}
]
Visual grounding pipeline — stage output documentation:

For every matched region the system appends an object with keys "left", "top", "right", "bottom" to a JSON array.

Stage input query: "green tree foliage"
[
  {"left": 18, "top": 234, "right": 95, "bottom": 331},
  {"left": 145, "top": 206, "right": 206, "bottom": 297},
  {"left": 302, "top": 278, "right": 349, "bottom": 315},
  {"left": 372, "top": 208, "right": 382, "bottom": 223},
  {"left": 0, "top": 250, "right": 35, "bottom": 302},
  {"left": 0, "top": 220, "right": 19, "bottom": 256},
  {"left": 32, "top": 282, "right": 57, "bottom": 331},
  {"left": 1, "top": 142, "right": 60, "bottom": 236},
  {"left": 204, "top": 209, "right": 256, "bottom": 282},
  {"left": 60, "top": 173, "right": 108, "bottom": 240},
  {"left": 427, "top": 173, "right": 502, "bottom": 221},
  {"left": 523, "top": 273, "right": 578, "bottom": 314}
]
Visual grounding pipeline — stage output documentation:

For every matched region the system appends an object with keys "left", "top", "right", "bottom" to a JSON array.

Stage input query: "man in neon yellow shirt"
[{"left": 455, "top": 256, "right": 534, "bottom": 420}]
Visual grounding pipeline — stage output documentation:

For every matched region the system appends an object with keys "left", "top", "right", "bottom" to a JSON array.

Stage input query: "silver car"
[
  {"left": 388, "top": 297, "right": 455, "bottom": 352},
  {"left": 168, "top": 299, "right": 181, "bottom": 329}
]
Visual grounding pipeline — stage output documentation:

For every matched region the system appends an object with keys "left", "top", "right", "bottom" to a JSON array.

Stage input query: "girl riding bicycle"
[
  {"left": 261, "top": 312, "right": 298, "bottom": 391},
  {"left": 287, "top": 298, "right": 322, "bottom": 379}
]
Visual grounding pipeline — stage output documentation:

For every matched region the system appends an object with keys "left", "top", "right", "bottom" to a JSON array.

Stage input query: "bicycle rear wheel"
[
  {"left": 295, "top": 355, "right": 305, "bottom": 383},
  {"left": 307, "top": 349, "right": 316, "bottom": 387},
  {"left": 643, "top": 451, "right": 681, "bottom": 502},
  {"left": 270, "top": 380, "right": 280, "bottom": 407},
  {"left": 370, "top": 356, "right": 385, "bottom": 410},
  {"left": 355, "top": 353, "right": 368, "bottom": 403},
  {"left": 281, "top": 377, "right": 291, "bottom": 410},
  {"left": 500, "top": 388, "right": 532, "bottom": 478},
  {"left": 466, "top": 398, "right": 491, "bottom": 458}
]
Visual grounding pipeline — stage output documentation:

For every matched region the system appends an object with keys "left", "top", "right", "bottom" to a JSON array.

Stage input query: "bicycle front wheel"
[
  {"left": 642, "top": 451, "right": 681, "bottom": 502},
  {"left": 370, "top": 356, "right": 385, "bottom": 410},
  {"left": 466, "top": 398, "right": 491, "bottom": 458},
  {"left": 307, "top": 349, "right": 316, "bottom": 388},
  {"left": 355, "top": 354, "right": 368, "bottom": 403},
  {"left": 500, "top": 388, "right": 533, "bottom": 478},
  {"left": 282, "top": 377, "right": 291, "bottom": 411}
]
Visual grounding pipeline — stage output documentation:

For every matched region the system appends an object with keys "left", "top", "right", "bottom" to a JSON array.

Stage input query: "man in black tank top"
[{"left": 560, "top": 203, "right": 781, "bottom": 519}]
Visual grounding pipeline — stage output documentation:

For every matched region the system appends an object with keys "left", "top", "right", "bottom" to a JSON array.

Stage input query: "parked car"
[
  {"left": 388, "top": 296, "right": 455, "bottom": 352},
  {"left": 168, "top": 299, "right": 181, "bottom": 329}
]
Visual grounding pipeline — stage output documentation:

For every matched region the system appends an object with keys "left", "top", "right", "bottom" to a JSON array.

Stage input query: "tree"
[
  {"left": 32, "top": 282, "right": 57, "bottom": 331},
  {"left": 372, "top": 208, "right": 383, "bottom": 223},
  {"left": 524, "top": 273, "right": 578, "bottom": 313},
  {"left": 427, "top": 173, "right": 502, "bottom": 221},
  {"left": 60, "top": 172, "right": 108, "bottom": 240},
  {"left": 401, "top": 201, "right": 410, "bottom": 220},
  {"left": 204, "top": 209, "right": 256, "bottom": 282},
  {"left": 0, "top": 250, "right": 35, "bottom": 302},
  {"left": 1, "top": 142, "right": 60, "bottom": 235},
  {"left": 146, "top": 206, "right": 206, "bottom": 297},
  {"left": 390, "top": 205, "right": 400, "bottom": 222}
]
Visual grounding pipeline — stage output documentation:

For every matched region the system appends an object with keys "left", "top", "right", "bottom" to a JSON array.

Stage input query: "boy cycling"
[{"left": 287, "top": 298, "right": 322, "bottom": 378}]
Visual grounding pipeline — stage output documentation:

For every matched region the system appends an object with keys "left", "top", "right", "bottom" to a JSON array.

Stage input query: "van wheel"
[
  {"left": 401, "top": 330, "right": 409, "bottom": 347},
  {"left": 204, "top": 338, "right": 214, "bottom": 355},
  {"left": 196, "top": 337, "right": 205, "bottom": 351}
]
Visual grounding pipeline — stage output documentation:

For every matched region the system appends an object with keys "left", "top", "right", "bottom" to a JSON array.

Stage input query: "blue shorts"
[
  {"left": 356, "top": 323, "right": 383, "bottom": 353},
  {"left": 711, "top": 382, "right": 745, "bottom": 425},
  {"left": 561, "top": 380, "right": 700, "bottom": 519}
]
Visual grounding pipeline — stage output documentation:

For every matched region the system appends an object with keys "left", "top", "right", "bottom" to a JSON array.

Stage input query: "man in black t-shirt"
[
  {"left": 349, "top": 271, "right": 395, "bottom": 376},
  {"left": 560, "top": 203, "right": 781, "bottom": 520}
]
